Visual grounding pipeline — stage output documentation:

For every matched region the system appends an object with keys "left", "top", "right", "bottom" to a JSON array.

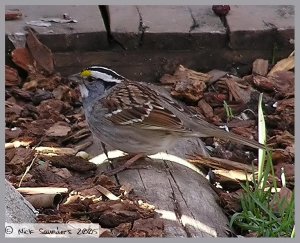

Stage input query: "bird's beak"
[{"left": 68, "top": 72, "right": 83, "bottom": 84}]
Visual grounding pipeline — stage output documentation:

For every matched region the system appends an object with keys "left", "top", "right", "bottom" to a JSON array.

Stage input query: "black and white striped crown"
[{"left": 81, "top": 66, "right": 125, "bottom": 83}]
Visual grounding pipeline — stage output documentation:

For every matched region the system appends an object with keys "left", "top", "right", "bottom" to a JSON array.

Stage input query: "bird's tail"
[
  {"left": 213, "top": 128, "right": 266, "bottom": 149},
  {"left": 193, "top": 121, "right": 266, "bottom": 150}
]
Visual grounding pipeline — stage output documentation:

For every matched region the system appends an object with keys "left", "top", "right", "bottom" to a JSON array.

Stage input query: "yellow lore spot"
[{"left": 80, "top": 70, "right": 92, "bottom": 77}]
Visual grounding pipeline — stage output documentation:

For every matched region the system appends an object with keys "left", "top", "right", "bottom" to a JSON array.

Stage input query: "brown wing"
[{"left": 99, "top": 81, "right": 188, "bottom": 132}]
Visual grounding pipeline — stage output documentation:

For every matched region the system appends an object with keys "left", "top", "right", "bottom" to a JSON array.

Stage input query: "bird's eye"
[
  {"left": 80, "top": 70, "right": 96, "bottom": 82},
  {"left": 87, "top": 76, "right": 96, "bottom": 82}
]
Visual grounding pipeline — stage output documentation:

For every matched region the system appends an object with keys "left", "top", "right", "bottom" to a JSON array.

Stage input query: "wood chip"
[
  {"left": 252, "top": 59, "right": 269, "bottom": 76},
  {"left": 45, "top": 122, "right": 71, "bottom": 137},
  {"left": 207, "top": 69, "right": 228, "bottom": 84},
  {"left": 6, "top": 147, "right": 35, "bottom": 175},
  {"left": 5, "top": 140, "right": 31, "bottom": 149},
  {"left": 5, "top": 65, "right": 21, "bottom": 86},
  {"left": 11, "top": 88, "right": 33, "bottom": 100},
  {"left": 270, "top": 187, "right": 293, "bottom": 213},
  {"left": 170, "top": 65, "right": 210, "bottom": 102},
  {"left": 198, "top": 99, "right": 214, "bottom": 119},
  {"left": 5, "top": 101, "right": 23, "bottom": 118},
  {"left": 42, "top": 154, "right": 97, "bottom": 172},
  {"left": 159, "top": 74, "right": 178, "bottom": 85},
  {"left": 225, "top": 77, "right": 252, "bottom": 104},
  {"left": 23, "top": 74, "right": 62, "bottom": 91},
  {"left": 62, "top": 128, "right": 91, "bottom": 144},
  {"left": 268, "top": 52, "right": 294, "bottom": 77},
  {"left": 269, "top": 130, "right": 294, "bottom": 148},
  {"left": 219, "top": 189, "right": 243, "bottom": 214},
  {"left": 271, "top": 149, "right": 293, "bottom": 164},
  {"left": 252, "top": 75, "right": 274, "bottom": 91},
  {"left": 96, "top": 185, "right": 119, "bottom": 201},
  {"left": 26, "top": 28, "right": 54, "bottom": 75},
  {"left": 120, "top": 183, "right": 133, "bottom": 196},
  {"left": 274, "top": 163, "right": 294, "bottom": 187},
  {"left": 17, "top": 187, "right": 69, "bottom": 195},
  {"left": 112, "top": 222, "right": 132, "bottom": 237},
  {"left": 5, "top": 127, "right": 23, "bottom": 142},
  {"left": 213, "top": 169, "right": 251, "bottom": 181},
  {"left": 53, "top": 167, "right": 73, "bottom": 179},
  {"left": 73, "top": 141, "right": 93, "bottom": 153},
  {"left": 276, "top": 98, "right": 295, "bottom": 113},
  {"left": 35, "top": 146, "right": 77, "bottom": 156},
  {"left": 226, "top": 119, "right": 255, "bottom": 128},
  {"left": 32, "top": 89, "right": 54, "bottom": 105},
  {"left": 11, "top": 48, "right": 35, "bottom": 72},
  {"left": 270, "top": 71, "right": 294, "bottom": 97},
  {"left": 160, "top": 65, "right": 211, "bottom": 102}
]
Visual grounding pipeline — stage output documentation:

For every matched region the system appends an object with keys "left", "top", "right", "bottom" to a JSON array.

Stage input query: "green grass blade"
[{"left": 257, "top": 92, "right": 267, "bottom": 186}]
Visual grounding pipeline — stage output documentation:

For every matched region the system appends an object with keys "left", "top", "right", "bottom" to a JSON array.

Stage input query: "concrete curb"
[
  {"left": 5, "top": 5, "right": 294, "bottom": 53},
  {"left": 227, "top": 5, "right": 294, "bottom": 50}
]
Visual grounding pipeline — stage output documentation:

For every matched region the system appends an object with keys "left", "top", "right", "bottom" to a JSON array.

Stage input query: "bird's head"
[{"left": 69, "top": 66, "right": 125, "bottom": 99}]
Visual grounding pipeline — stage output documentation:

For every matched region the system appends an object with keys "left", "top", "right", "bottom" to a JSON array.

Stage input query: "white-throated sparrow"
[{"left": 69, "top": 66, "right": 265, "bottom": 173}]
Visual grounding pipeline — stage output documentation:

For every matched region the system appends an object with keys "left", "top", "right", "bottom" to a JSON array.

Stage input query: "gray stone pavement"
[{"left": 5, "top": 5, "right": 294, "bottom": 52}]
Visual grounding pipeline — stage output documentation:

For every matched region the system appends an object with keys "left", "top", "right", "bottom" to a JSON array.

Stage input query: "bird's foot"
[{"left": 104, "top": 153, "right": 145, "bottom": 176}]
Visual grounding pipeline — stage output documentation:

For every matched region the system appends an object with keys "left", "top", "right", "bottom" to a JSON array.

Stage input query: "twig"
[
  {"left": 18, "top": 136, "right": 45, "bottom": 187},
  {"left": 18, "top": 154, "right": 38, "bottom": 188}
]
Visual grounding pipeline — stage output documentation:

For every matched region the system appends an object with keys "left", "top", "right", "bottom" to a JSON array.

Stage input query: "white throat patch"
[{"left": 79, "top": 84, "right": 89, "bottom": 98}]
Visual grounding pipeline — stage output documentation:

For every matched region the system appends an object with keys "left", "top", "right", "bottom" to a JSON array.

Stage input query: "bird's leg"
[
  {"left": 100, "top": 141, "right": 116, "bottom": 170},
  {"left": 104, "top": 153, "right": 145, "bottom": 176},
  {"left": 100, "top": 141, "right": 109, "bottom": 160}
]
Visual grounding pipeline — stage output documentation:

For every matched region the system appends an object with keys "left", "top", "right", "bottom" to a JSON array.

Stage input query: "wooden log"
[
  {"left": 5, "top": 180, "right": 37, "bottom": 223},
  {"left": 84, "top": 136, "right": 230, "bottom": 237}
]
